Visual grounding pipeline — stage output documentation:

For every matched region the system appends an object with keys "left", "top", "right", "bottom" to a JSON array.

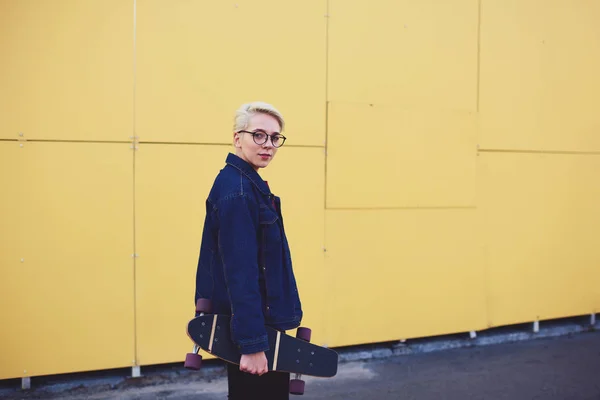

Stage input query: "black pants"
[{"left": 227, "top": 363, "right": 290, "bottom": 400}]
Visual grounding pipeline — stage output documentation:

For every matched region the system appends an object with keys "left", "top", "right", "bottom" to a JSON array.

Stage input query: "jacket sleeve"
[
  {"left": 194, "top": 199, "right": 215, "bottom": 309},
  {"left": 217, "top": 193, "right": 269, "bottom": 354}
]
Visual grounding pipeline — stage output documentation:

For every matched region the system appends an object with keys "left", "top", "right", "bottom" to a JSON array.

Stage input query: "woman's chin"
[{"left": 254, "top": 159, "right": 271, "bottom": 169}]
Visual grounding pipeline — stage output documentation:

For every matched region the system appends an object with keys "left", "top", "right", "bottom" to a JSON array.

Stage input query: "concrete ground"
[{"left": 2, "top": 329, "right": 599, "bottom": 400}]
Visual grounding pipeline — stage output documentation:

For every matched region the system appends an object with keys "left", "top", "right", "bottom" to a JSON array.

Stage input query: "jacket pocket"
[
  {"left": 259, "top": 205, "right": 281, "bottom": 245},
  {"left": 259, "top": 204, "right": 278, "bottom": 224}
]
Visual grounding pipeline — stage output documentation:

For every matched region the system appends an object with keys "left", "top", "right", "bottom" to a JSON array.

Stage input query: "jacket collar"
[{"left": 225, "top": 153, "right": 271, "bottom": 195}]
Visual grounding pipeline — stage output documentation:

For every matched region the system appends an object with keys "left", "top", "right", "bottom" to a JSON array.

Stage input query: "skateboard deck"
[{"left": 187, "top": 314, "right": 338, "bottom": 377}]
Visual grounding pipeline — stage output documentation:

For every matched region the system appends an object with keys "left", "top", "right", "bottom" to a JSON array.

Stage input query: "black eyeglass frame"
[{"left": 237, "top": 130, "right": 287, "bottom": 148}]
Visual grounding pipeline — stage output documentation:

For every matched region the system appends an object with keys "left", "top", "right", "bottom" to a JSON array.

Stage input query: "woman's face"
[{"left": 234, "top": 113, "right": 282, "bottom": 171}]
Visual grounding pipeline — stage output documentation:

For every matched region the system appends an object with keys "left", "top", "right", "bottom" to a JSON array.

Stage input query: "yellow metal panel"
[
  {"left": 328, "top": 0, "right": 478, "bottom": 110},
  {"left": 325, "top": 209, "right": 486, "bottom": 347},
  {"left": 0, "top": 145, "right": 27, "bottom": 376},
  {"left": 134, "top": 144, "right": 224, "bottom": 365},
  {"left": 0, "top": 142, "right": 134, "bottom": 380},
  {"left": 479, "top": 152, "right": 600, "bottom": 327},
  {"left": 135, "top": 0, "right": 326, "bottom": 145},
  {"left": 135, "top": 145, "right": 326, "bottom": 365},
  {"left": 479, "top": 0, "right": 600, "bottom": 152},
  {"left": 326, "top": 102, "right": 477, "bottom": 208},
  {"left": 0, "top": 0, "right": 133, "bottom": 141}
]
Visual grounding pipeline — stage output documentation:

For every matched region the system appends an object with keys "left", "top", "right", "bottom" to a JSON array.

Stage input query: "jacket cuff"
[{"left": 238, "top": 335, "right": 270, "bottom": 355}]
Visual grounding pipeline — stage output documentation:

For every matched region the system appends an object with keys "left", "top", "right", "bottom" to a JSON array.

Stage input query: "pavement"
[{"left": 2, "top": 330, "right": 599, "bottom": 400}]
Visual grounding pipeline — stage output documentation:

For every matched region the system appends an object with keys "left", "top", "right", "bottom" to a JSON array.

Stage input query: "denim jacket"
[{"left": 194, "top": 153, "right": 303, "bottom": 354}]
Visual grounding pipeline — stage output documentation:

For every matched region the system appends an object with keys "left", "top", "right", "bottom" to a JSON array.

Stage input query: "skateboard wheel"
[
  {"left": 195, "top": 298, "right": 213, "bottom": 314},
  {"left": 184, "top": 353, "right": 202, "bottom": 370},
  {"left": 289, "top": 379, "right": 305, "bottom": 395},
  {"left": 296, "top": 327, "right": 311, "bottom": 342}
]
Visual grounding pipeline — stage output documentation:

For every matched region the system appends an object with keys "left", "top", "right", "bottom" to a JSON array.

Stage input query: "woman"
[{"left": 194, "top": 101, "right": 303, "bottom": 399}]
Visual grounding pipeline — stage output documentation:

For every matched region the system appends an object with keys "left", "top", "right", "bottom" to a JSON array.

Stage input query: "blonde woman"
[{"left": 194, "top": 102, "right": 303, "bottom": 399}]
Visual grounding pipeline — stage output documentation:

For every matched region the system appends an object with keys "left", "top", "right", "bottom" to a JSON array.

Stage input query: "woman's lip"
[{"left": 259, "top": 154, "right": 271, "bottom": 157}]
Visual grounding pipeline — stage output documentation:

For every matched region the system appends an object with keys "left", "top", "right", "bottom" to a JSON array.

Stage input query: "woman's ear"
[{"left": 233, "top": 132, "right": 242, "bottom": 148}]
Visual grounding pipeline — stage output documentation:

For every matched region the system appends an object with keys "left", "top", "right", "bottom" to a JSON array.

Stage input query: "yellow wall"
[{"left": 1, "top": 0, "right": 599, "bottom": 380}]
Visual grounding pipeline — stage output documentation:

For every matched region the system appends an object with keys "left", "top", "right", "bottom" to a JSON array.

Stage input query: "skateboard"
[{"left": 184, "top": 299, "right": 338, "bottom": 395}]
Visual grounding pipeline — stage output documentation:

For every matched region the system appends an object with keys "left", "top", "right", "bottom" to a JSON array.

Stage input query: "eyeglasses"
[{"left": 238, "top": 130, "right": 287, "bottom": 148}]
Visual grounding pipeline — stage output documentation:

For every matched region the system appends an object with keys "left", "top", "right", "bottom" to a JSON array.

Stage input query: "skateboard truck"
[
  {"left": 184, "top": 299, "right": 213, "bottom": 370},
  {"left": 289, "top": 327, "right": 312, "bottom": 395}
]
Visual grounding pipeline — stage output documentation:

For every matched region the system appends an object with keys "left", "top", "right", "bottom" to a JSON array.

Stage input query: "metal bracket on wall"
[
  {"left": 18, "top": 132, "right": 27, "bottom": 148},
  {"left": 130, "top": 136, "right": 139, "bottom": 151},
  {"left": 132, "top": 365, "right": 141, "bottom": 378}
]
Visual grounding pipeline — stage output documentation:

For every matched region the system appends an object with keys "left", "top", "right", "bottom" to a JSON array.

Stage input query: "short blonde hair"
[{"left": 233, "top": 101, "right": 285, "bottom": 133}]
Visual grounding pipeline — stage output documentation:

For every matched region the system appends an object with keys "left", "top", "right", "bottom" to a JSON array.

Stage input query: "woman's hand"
[{"left": 240, "top": 352, "right": 268, "bottom": 375}]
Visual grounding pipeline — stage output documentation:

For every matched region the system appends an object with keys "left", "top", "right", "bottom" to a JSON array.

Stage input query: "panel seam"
[
  {"left": 132, "top": 0, "right": 139, "bottom": 368},
  {"left": 479, "top": 149, "right": 600, "bottom": 156}
]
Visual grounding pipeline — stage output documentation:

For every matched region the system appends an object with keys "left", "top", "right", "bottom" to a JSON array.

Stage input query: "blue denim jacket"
[{"left": 194, "top": 153, "right": 303, "bottom": 354}]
